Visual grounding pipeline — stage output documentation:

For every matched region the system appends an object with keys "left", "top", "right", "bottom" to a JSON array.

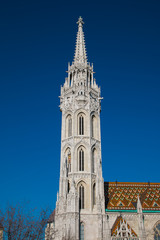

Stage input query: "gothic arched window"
[
  {"left": 65, "top": 148, "right": 71, "bottom": 174},
  {"left": 68, "top": 115, "right": 72, "bottom": 137},
  {"left": 91, "top": 115, "right": 96, "bottom": 138},
  {"left": 79, "top": 185, "right": 84, "bottom": 209},
  {"left": 66, "top": 115, "right": 72, "bottom": 138},
  {"left": 68, "top": 117, "right": 72, "bottom": 137},
  {"left": 92, "top": 148, "right": 96, "bottom": 173},
  {"left": 79, "top": 148, "right": 84, "bottom": 171},
  {"left": 68, "top": 153, "right": 71, "bottom": 173},
  {"left": 93, "top": 183, "right": 96, "bottom": 206},
  {"left": 79, "top": 114, "right": 84, "bottom": 135},
  {"left": 80, "top": 222, "right": 84, "bottom": 240},
  {"left": 154, "top": 222, "right": 160, "bottom": 240}
]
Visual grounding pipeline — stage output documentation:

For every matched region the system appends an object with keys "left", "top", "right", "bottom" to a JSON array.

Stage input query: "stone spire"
[
  {"left": 74, "top": 17, "right": 87, "bottom": 64},
  {"left": 137, "top": 195, "right": 142, "bottom": 214},
  {"left": 137, "top": 195, "right": 146, "bottom": 240}
]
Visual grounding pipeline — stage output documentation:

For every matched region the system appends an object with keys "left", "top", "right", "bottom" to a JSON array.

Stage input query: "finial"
[{"left": 77, "top": 16, "right": 84, "bottom": 28}]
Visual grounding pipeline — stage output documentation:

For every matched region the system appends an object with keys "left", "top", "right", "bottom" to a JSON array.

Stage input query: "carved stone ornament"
[
  {"left": 91, "top": 138, "right": 97, "bottom": 148},
  {"left": 74, "top": 95, "right": 89, "bottom": 109},
  {"left": 90, "top": 97, "right": 100, "bottom": 113},
  {"left": 63, "top": 96, "right": 74, "bottom": 111}
]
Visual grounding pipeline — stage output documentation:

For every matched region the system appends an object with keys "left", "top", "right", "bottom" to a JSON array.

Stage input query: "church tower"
[
  {"left": 46, "top": 17, "right": 107, "bottom": 240},
  {"left": 46, "top": 16, "right": 160, "bottom": 240}
]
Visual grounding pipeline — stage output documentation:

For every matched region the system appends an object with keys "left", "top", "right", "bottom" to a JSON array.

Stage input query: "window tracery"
[{"left": 112, "top": 218, "right": 138, "bottom": 240}]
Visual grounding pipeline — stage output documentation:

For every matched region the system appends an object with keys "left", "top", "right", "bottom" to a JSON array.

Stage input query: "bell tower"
[{"left": 48, "top": 17, "right": 107, "bottom": 240}]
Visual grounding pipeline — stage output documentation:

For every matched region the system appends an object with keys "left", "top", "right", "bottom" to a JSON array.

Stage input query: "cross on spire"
[
  {"left": 77, "top": 16, "right": 84, "bottom": 28},
  {"left": 74, "top": 17, "right": 87, "bottom": 64}
]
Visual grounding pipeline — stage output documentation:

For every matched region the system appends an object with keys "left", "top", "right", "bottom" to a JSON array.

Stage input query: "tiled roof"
[{"left": 104, "top": 182, "right": 160, "bottom": 210}]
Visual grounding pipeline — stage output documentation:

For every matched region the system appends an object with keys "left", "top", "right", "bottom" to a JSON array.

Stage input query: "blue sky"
[{"left": 0, "top": 0, "right": 160, "bottom": 211}]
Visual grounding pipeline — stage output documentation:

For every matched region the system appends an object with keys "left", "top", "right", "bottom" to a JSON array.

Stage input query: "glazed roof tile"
[{"left": 104, "top": 182, "right": 160, "bottom": 210}]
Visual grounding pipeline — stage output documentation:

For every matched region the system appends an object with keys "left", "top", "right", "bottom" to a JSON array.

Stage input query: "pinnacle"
[{"left": 74, "top": 17, "right": 87, "bottom": 64}]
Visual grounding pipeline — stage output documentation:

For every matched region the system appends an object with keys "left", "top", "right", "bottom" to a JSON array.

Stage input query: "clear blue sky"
[{"left": 0, "top": 0, "right": 160, "bottom": 211}]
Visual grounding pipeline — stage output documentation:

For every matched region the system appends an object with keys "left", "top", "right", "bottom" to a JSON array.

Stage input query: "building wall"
[{"left": 107, "top": 212, "right": 160, "bottom": 240}]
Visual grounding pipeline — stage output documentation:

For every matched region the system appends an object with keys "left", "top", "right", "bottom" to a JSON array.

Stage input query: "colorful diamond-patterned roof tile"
[{"left": 104, "top": 182, "right": 160, "bottom": 210}]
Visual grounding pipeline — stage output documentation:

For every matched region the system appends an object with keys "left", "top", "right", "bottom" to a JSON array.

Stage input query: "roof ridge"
[{"left": 106, "top": 181, "right": 160, "bottom": 186}]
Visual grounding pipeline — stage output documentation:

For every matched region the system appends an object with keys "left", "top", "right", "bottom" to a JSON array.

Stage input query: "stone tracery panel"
[{"left": 112, "top": 216, "right": 139, "bottom": 240}]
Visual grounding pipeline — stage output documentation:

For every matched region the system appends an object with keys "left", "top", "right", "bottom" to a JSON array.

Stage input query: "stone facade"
[{"left": 45, "top": 17, "right": 160, "bottom": 240}]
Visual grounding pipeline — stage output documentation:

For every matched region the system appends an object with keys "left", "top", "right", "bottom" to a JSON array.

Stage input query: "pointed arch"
[
  {"left": 79, "top": 147, "right": 84, "bottom": 171},
  {"left": 93, "top": 183, "right": 96, "bottom": 206},
  {"left": 74, "top": 139, "right": 90, "bottom": 151},
  {"left": 77, "top": 180, "right": 86, "bottom": 210},
  {"left": 76, "top": 179, "right": 87, "bottom": 187},
  {"left": 75, "top": 109, "right": 89, "bottom": 136},
  {"left": 77, "top": 112, "right": 85, "bottom": 135},
  {"left": 92, "top": 148, "right": 97, "bottom": 173},
  {"left": 75, "top": 142, "right": 89, "bottom": 172},
  {"left": 91, "top": 114, "right": 97, "bottom": 138},
  {"left": 154, "top": 221, "right": 160, "bottom": 240}
]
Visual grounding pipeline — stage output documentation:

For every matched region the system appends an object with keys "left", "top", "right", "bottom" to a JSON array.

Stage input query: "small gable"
[{"left": 111, "top": 216, "right": 138, "bottom": 238}]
